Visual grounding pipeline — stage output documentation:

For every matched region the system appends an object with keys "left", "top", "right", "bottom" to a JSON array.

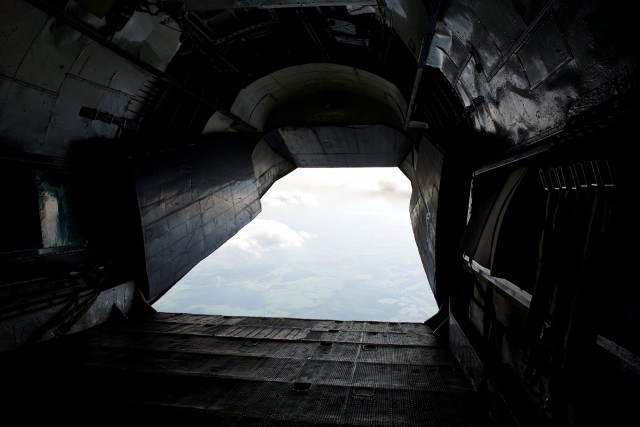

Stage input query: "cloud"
[
  {"left": 227, "top": 219, "right": 314, "bottom": 256},
  {"left": 374, "top": 177, "right": 410, "bottom": 196},
  {"left": 398, "top": 303, "right": 425, "bottom": 319},
  {"left": 278, "top": 168, "right": 411, "bottom": 204},
  {"left": 357, "top": 177, "right": 412, "bottom": 205},
  {"left": 262, "top": 190, "right": 320, "bottom": 207}
]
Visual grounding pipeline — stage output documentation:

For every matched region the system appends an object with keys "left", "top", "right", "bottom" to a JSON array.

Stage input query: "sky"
[{"left": 152, "top": 167, "right": 438, "bottom": 323}]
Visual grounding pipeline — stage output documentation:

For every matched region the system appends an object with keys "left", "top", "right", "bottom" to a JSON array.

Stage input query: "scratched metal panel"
[
  {"left": 331, "top": 330, "right": 364, "bottom": 343},
  {"left": 456, "top": 54, "right": 486, "bottom": 109},
  {"left": 0, "top": 2, "right": 154, "bottom": 156},
  {"left": 353, "top": 362, "right": 411, "bottom": 389},
  {"left": 0, "top": 65, "right": 139, "bottom": 157},
  {"left": 266, "top": 317, "right": 322, "bottom": 328},
  {"left": 209, "top": 354, "right": 292, "bottom": 380},
  {"left": 67, "top": 41, "right": 149, "bottom": 96},
  {"left": 361, "top": 321, "right": 403, "bottom": 333},
  {"left": 427, "top": 22, "right": 470, "bottom": 79},
  {"left": 268, "top": 341, "right": 318, "bottom": 359},
  {"left": 252, "top": 139, "right": 296, "bottom": 197},
  {"left": 206, "top": 380, "right": 288, "bottom": 420},
  {"left": 339, "top": 387, "right": 402, "bottom": 425},
  {"left": 516, "top": 12, "right": 572, "bottom": 89},
  {"left": 147, "top": 321, "right": 201, "bottom": 335},
  {"left": 0, "top": 79, "right": 57, "bottom": 152},
  {"left": 1, "top": 314, "right": 494, "bottom": 425},
  {"left": 236, "top": 316, "right": 288, "bottom": 327},
  {"left": 343, "top": 387, "right": 492, "bottom": 426},
  {"left": 442, "top": 0, "right": 504, "bottom": 78},
  {"left": 449, "top": 313, "right": 484, "bottom": 390},
  {"left": 352, "top": 362, "right": 469, "bottom": 391},
  {"left": 361, "top": 331, "right": 416, "bottom": 346},
  {"left": 271, "top": 327, "right": 310, "bottom": 340},
  {"left": 410, "top": 136, "right": 443, "bottom": 302},
  {"left": 0, "top": 1, "right": 49, "bottom": 77},
  {"left": 135, "top": 137, "right": 261, "bottom": 301},
  {"left": 466, "top": 0, "right": 528, "bottom": 55},
  {"left": 48, "top": 76, "right": 129, "bottom": 152},
  {"left": 107, "top": 349, "right": 214, "bottom": 373},
  {"left": 272, "top": 384, "right": 350, "bottom": 425},
  {"left": 158, "top": 313, "right": 221, "bottom": 324},
  {"left": 357, "top": 345, "right": 454, "bottom": 366},
  {"left": 511, "top": 0, "right": 548, "bottom": 26},
  {"left": 326, "top": 320, "right": 360, "bottom": 331},
  {"left": 401, "top": 321, "right": 440, "bottom": 336},
  {"left": 162, "top": 323, "right": 222, "bottom": 336},
  {"left": 215, "top": 324, "right": 309, "bottom": 341},
  {"left": 80, "top": 327, "right": 152, "bottom": 349},
  {"left": 271, "top": 125, "right": 412, "bottom": 167},
  {"left": 160, "top": 352, "right": 232, "bottom": 375},
  {"left": 309, "top": 341, "right": 361, "bottom": 362},
  {"left": 300, "top": 329, "right": 323, "bottom": 341},
  {"left": 13, "top": 17, "right": 85, "bottom": 92},
  {"left": 295, "top": 359, "right": 355, "bottom": 385},
  {"left": 145, "top": 312, "right": 224, "bottom": 324},
  {"left": 414, "top": 136, "right": 443, "bottom": 216},
  {"left": 145, "top": 336, "right": 256, "bottom": 356}
]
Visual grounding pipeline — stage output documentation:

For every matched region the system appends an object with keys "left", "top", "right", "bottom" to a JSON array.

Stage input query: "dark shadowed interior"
[{"left": 1, "top": 1, "right": 638, "bottom": 425}]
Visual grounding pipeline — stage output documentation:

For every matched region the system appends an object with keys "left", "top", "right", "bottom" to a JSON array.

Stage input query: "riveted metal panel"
[{"left": 1, "top": 314, "right": 492, "bottom": 425}]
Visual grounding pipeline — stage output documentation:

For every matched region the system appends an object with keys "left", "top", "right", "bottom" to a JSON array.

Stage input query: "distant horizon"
[{"left": 152, "top": 167, "right": 438, "bottom": 323}]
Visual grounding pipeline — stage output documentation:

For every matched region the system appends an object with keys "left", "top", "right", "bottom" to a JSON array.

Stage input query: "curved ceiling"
[{"left": 202, "top": 63, "right": 408, "bottom": 133}]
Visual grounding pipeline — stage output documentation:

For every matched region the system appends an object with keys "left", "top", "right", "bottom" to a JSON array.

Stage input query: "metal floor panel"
[{"left": 2, "top": 314, "right": 496, "bottom": 426}]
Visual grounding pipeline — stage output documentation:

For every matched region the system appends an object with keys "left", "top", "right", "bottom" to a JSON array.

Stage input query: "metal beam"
[
  {"left": 596, "top": 335, "right": 640, "bottom": 373},
  {"left": 463, "top": 256, "right": 533, "bottom": 309}
]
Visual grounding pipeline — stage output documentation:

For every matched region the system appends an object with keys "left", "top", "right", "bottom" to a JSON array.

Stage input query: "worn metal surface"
[
  {"left": 134, "top": 135, "right": 263, "bottom": 302},
  {"left": 1, "top": 313, "right": 496, "bottom": 426},
  {"left": 0, "top": 1, "right": 152, "bottom": 155},
  {"left": 0, "top": 281, "right": 135, "bottom": 352},
  {"left": 217, "top": 63, "right": 408, "bottom": 132},
  {"left": 410, "top": 136, "right": 443, "bottom": 305},
  {"left": 1, "top": 1, "right": 639, "bottom": 425},
  {"left": 265, "top": 125, "right": 413, "bottom": 167},
  {"left": 252, "top": 139, "right": 296, "bottom": 197},
  {"left": 429, "top": 0, "right": 639, "bottom": 145}
]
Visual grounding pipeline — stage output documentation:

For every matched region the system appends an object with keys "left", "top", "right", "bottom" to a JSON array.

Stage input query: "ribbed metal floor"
[{"left": 3, "top": 313, "right": 495, "bottom": 426}]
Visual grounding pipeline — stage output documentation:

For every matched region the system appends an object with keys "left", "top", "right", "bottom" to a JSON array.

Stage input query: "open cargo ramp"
[{"left": 2, "top": 313, "right": 498, "bottom": 426}]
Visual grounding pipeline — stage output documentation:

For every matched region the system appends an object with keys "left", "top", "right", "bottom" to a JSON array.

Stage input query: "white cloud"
[
  {"left": 273, "top": 168, "right": 411, "bottom": 206},
  {"left": 227, "top": 219, "right": 314, "bottom": 256},
  {"left": 373, "top": 177, "right": 411, "bottom": 197},
  {"left": 398, "top": 303, "right": 424, "bottom": 319},
  {"left": 262, "top": 189, "right": 319, "bottom": 207}
]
